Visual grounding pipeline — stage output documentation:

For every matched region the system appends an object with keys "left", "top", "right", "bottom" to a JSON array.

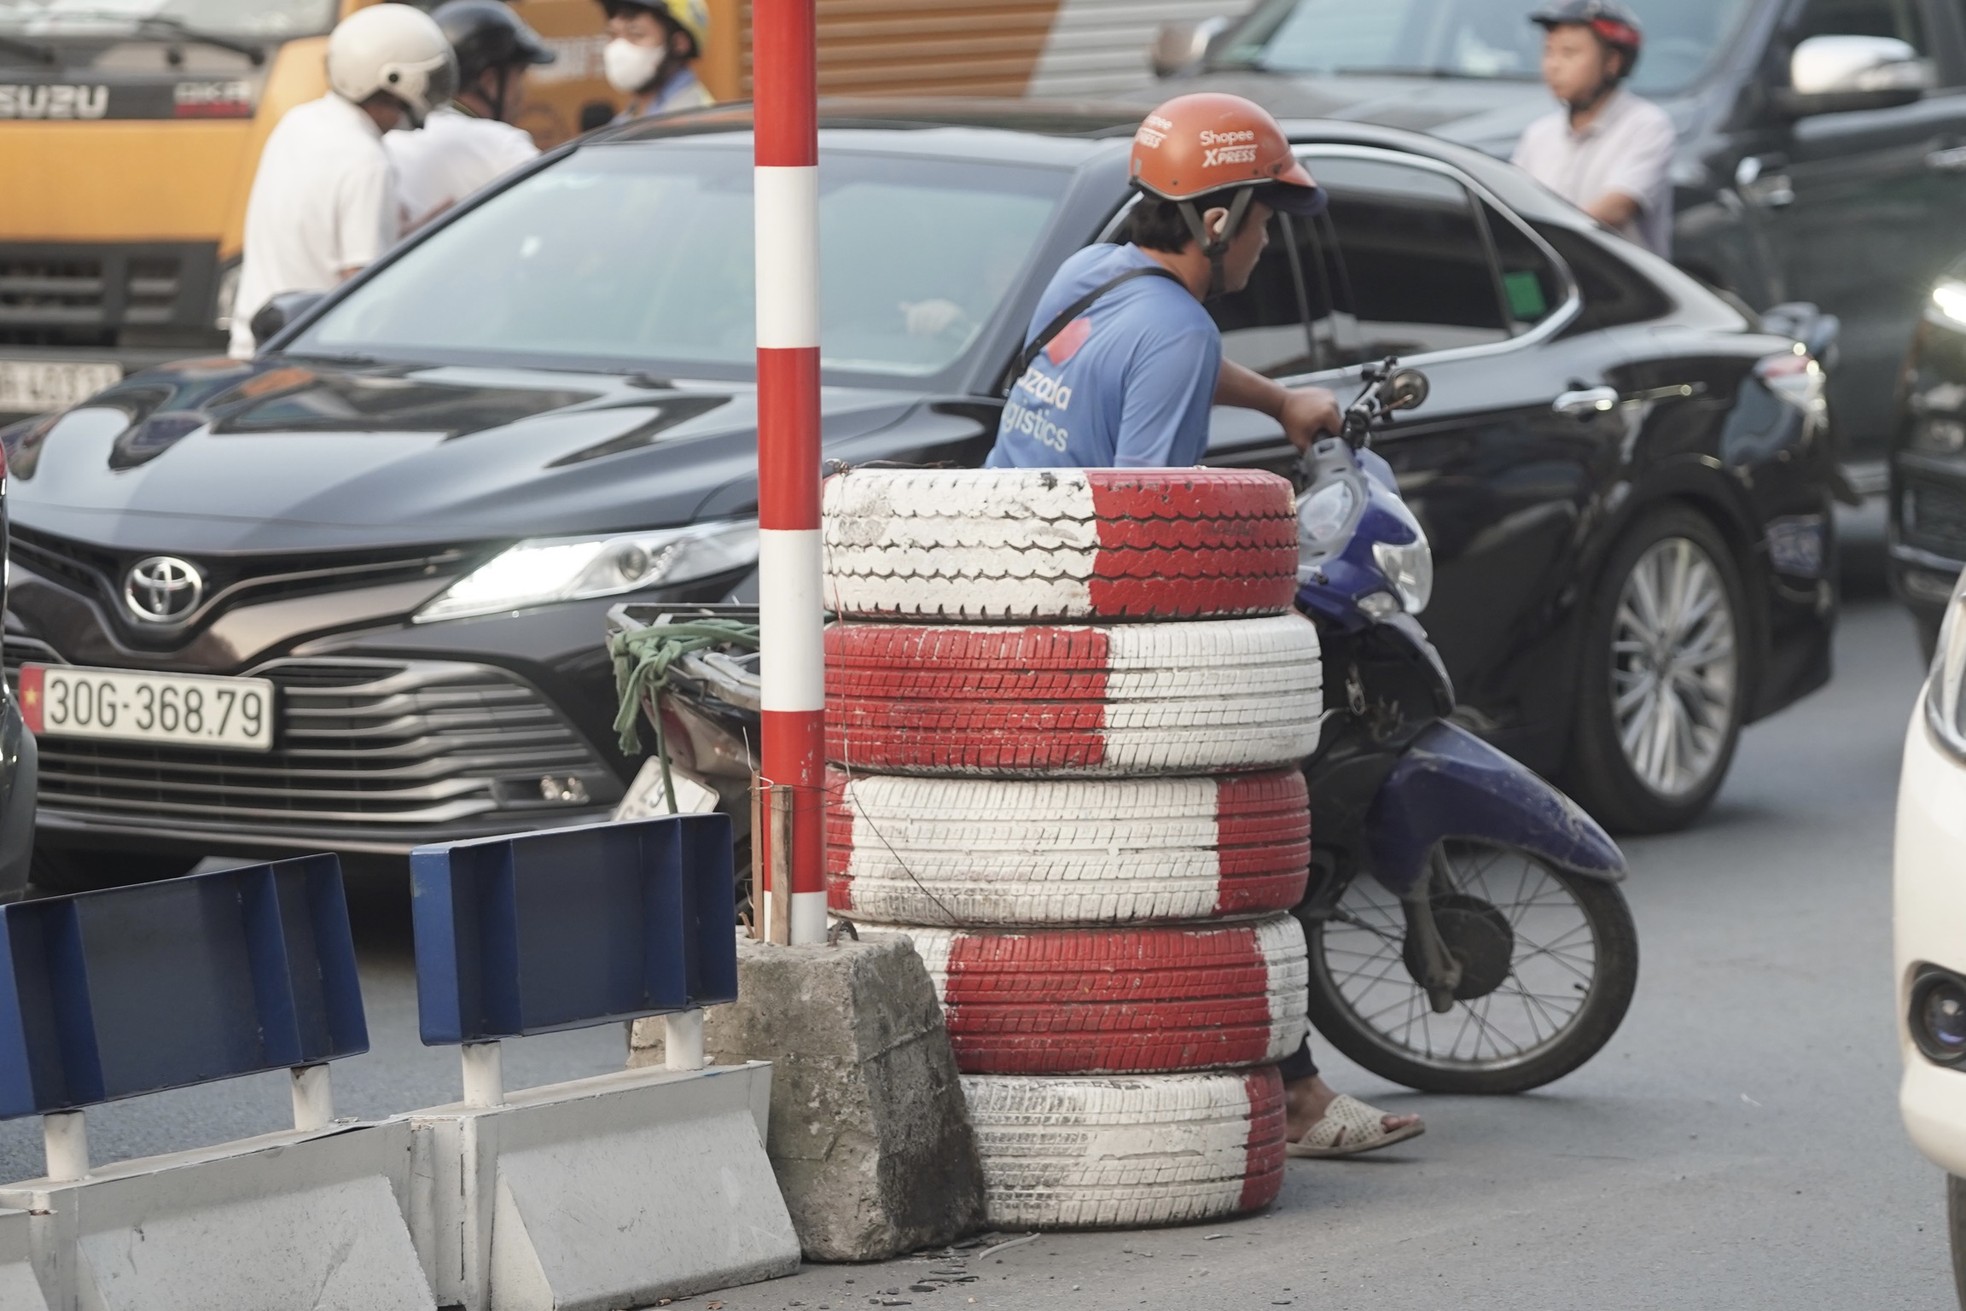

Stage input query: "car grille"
[
  {"left": 8, "top": 645, "right": 623, "bottom": 844},
  {"left": 0, "top": 247, "right": 195, "bottom": 346},
  {"left": 1903, "top": 477, "right": 1966, "bottom": 560},
  {"left": 8, "top": 524, "right": 478, "bottom": 631}
]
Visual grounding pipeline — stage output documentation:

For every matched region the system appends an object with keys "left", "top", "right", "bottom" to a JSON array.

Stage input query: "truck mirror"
[
  {"left": 1779, "top": 34, "right": 1932, "bottom": 117},
  {"left": 1150, "top": 16, "right": 1230, "bottom": 79},
  {"left": 250, "top": 291, "right": 327, "bottom": 350}
]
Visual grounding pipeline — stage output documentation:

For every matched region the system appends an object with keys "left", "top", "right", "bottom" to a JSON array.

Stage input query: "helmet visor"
[{"left": 1256, "top": 159, "right": 1326, "bottom": 217}]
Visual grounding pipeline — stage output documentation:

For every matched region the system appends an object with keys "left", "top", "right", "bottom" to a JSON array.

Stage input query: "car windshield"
[
  {"left": 0, "top": 0, "right": 336, "bottom": 37},
  {"left": 1216, "top": 0, "right": 1754, "bottom": 97},
  {"left": 296, "top": 141, "right": 1070, "bottom": 385}
]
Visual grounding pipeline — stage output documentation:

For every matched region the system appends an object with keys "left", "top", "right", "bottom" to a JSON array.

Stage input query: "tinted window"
[
  {"left": 1531, "top": 224, "right": 1673, "bottom": 331},
  {"left": 299, "top": 143, "right": 1066, "bottom": 383},
  {"left": 1309, "top": 155, "right": 1510, "bottom": 364},
  {"left": 1483, "top": 203, "right": 1567, "bottom": 331},
  {"left": 1208, "top": 215, "right": 1321, "bottom": 377}
]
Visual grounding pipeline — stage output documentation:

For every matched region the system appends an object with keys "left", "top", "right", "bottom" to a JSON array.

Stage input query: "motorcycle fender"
[{"left": 1363, "top": 721, "right": 1628, "bottom": 897}]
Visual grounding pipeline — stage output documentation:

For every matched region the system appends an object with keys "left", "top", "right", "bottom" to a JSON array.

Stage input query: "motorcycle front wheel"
[{"left": 1303, "top": 841, "right": 1638, "bottom": 1095}]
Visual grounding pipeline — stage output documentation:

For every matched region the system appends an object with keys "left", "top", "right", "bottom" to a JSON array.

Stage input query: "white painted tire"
[
  {"left": 882, "top": 916, "right": 1309, "bottom": 1075},
  {"left": 825, "top": 615, "right": 1322, "bottom": 776},
  {"left": 826, "top": 769, "right": 1310, "bottom": 925},
  {"left": 962, "top": 1068, "right": 1286, "bottom": 1229},
  {"left": 823, "top": 467, "right": 1298, "bottom": 621}
]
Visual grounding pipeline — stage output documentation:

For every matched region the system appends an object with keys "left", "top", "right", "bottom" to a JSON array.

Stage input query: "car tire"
[
  {"left": 30, "top": 845, "right": 202, "bottom": 893},
  {"left": 822, "top": 467, "right": 1298, "bottom": 621},
  {"left": 961, "top": 1067, "right": 1285, "bottom": 1229},
  {"left": 825, "top": 615, "right": 1323, "bottom": 776},
  {"left": 885, "top": 915, "right": 1308, "bottom": 1074},
  {"left": 826, "top": 768, "right": 1309, "bottom": 925},
  {"left": 1563, "top": 505, "right": 1747, "bottom": 834}
]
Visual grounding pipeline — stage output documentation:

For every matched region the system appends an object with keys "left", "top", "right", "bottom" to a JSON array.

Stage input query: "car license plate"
[
  {"left": 19, "top": 665, "right": 275, "bottom": 752},
  {"left": 0, "top": 360, "right": 122, "bottom": 413}
]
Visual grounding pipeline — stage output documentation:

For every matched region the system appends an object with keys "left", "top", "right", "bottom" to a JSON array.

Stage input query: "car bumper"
[{"left": 1896, "top": 697, "right": 1966, "bottom": 1174}]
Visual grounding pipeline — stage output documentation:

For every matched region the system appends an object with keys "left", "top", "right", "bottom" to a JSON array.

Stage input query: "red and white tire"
[
  {"left": 881, "top": 915, "right": 1309, "bottom": 1075},
  {"left": 825, "top": 615, "right": 1321, "bottom": 776},
  {"left": 962, "top": 1067, "right": 1285, "bottom": 1229},
  {"left": 827, "top": 770, "right": 1309, "bottom": 924},
  {"left": 822, "top": 468, "right": 1298, "bottom": 621}
]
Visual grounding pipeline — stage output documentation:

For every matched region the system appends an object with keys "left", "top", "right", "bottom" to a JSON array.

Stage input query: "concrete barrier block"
[
  {"left": 0, "top": 1121, "right": 431, "bottom": 1311},
  {"left": 0, "top": 1206, "right": 50, "bottom": 1311},
  {"left": 632, "top": 934, "right": 986, "bottom": 1261},
  {"left": 410, "top": 1061, "right": 799, "bottom": 1311}
]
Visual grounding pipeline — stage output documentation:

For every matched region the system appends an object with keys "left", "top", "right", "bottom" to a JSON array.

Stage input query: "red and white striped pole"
[{"left": 752, "top": 0, "right": 826, "bottom": 945}]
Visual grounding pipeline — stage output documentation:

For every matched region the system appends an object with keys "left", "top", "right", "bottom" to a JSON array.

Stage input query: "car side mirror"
[
  {"left": 1778, "top": 34, "right": 1932, "bottom": 118},
  {"left": 249, "top": 290, "right": 327, "bottom": 349},
  {"left": 1150, "top": 16, "right": 1230, "bottom": 79}
]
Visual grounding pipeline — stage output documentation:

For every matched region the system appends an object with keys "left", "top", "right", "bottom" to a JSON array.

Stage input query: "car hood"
[
  {"left": 1151, "top": 70, "right": 1563, "bottom": 155},
  {"left": 4, "top": 356, "right": 923, "bottom": 553}
]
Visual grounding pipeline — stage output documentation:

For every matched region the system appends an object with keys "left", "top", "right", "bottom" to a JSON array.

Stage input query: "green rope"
[{"left": 608, "top": 618, "right": 762, "bottom": 813}]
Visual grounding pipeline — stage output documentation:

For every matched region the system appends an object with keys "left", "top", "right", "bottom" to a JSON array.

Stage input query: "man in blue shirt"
[{"left": 987, "top": 92, "right": 1342, "bottom": 469}]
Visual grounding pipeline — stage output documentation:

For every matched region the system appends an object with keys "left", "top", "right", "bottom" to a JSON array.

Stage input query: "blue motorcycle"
[{"left": 1295, "top": 361, "right": 1638, "bottom": 1094}]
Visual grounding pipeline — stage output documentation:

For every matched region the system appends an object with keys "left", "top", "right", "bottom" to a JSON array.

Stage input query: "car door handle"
[
  {"left": 1553, "top": 386, "right": 1619, "bottom": 417},
  {"left": 1928, "top": 144, "right": 1966, "bottom": 171}
]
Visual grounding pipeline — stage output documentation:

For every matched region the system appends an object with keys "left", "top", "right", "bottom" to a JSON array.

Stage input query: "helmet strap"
[{"left": 1176, "top": 189, "right": 1253, "bottom": 299}]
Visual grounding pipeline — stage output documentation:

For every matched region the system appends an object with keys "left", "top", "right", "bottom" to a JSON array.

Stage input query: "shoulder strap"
[{"left": 1005, "top": 264, "right": 1185, "bottom": 391}]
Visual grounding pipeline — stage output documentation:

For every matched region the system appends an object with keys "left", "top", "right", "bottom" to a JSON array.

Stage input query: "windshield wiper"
[{"left": 0, "top": 32, "right": 57, "bottom": 65}]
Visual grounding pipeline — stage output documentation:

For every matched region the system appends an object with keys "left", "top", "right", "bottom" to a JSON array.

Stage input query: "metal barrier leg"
[
  {"left": 461, "top": 1041, "right": 505, "bottom": 1109},
  {"left": 290, "top": 1063, "right": 334, "bottom": 1132},
  {"left": 42, "top": 1112, "right": 87, "bottom": 1182},
  {"left": 665, "top": 1010, "right": 706, "bottom": 1072}
]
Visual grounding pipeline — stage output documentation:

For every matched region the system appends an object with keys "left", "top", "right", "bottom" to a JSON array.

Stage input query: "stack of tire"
[{"left": 820, "top": 467, "right": 1323, "bottom": 1231}]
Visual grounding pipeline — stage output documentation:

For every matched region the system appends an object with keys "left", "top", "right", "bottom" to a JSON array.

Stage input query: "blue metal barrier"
[
  {"left": 410, "top": 814, "right": 738, "bottom": 1045},
  {"left": 0, "top": 854, "right": 365, "bottom": 1120}
]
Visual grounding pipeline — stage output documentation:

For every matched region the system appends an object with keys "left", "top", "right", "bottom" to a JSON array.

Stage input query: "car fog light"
[
  {"left": 540, "top": 775, "right": 592, "bottom": 805},
  {"left": 1914, "top": 417, "right": 1966, "bottom": 455},
  {"left": 1911, "top": 966, "right": 1966, "bottom": 1064}
]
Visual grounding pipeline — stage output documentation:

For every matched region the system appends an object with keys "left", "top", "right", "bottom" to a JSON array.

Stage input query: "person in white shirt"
[
  {"left": 227, "top": 3, "right": 456, "bottom": 358},
  {"left": 386, "top": 0, "right": 556, "bottom": 234},
  {"left": 1512, "top": 0, "right": 1676, "bottom": 258}
]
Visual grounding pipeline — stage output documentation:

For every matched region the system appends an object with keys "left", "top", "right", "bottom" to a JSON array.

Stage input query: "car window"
[
  {"left": 1214, "top": 0, "right": 1757, "bottom": 98},
  {"left": 297, "top": 143, "right": 1068, "bottom": 384},
  {"left": 1530, "top": 223, "right": 1674, "bottom": 332},
  {"left": 1207, "top": 214, "right": 1321, "bottom": 377},
  {"left": 1306, "top": 154, "right": 1511, "bottom": 365},
  {"left": 1482, "top": 203, "right": 1567, "bottom": 332}
]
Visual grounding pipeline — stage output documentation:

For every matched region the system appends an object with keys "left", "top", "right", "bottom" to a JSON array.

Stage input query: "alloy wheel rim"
[
  {"left": 1609, "top": 536, "right": 1738, "bottom": 800},
  {"left": 1314, "top": 844, "right": 1600, "bottom": 1071}
]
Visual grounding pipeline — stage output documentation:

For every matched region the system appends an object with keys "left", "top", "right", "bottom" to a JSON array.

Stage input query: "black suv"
[{"left": 1155, "top": 0, "right": 1966, "bottom": 474}]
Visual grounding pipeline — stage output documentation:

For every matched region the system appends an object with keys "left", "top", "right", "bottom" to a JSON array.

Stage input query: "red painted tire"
[
  {"left": 825, "top": 615, "right": 1321, "bottom": 776},
  {"left": 880, "top": 915, "right": 1309, "bottom": 1075},
  {"left": 961, "top": 1068, "right": 1285, "bottom": 1229},
  {"left": 822, "top": 468, "right": 1298, "bottom": 621},
  {"left": 827, "top": 769, "right": 1309, "bottom": 924}
]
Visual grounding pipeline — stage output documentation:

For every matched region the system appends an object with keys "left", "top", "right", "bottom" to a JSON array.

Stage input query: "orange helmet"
[{"left": 1130, "top": 93, "right": 1324, "bottom": 217}]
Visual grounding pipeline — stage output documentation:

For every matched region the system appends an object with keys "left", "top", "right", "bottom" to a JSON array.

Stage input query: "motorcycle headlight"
[
  {"left": 415, "top": 519, "right": 758, "bottom": 624},
  {"left": 1372, "top": 535, "right": 1434, "bottom": 614},
  {"left": 1928, "top": 581, "right": 1966, "bottom": 759},
  {"left": 1298, "top": 481, "right": 1358, "bottom": 545}
]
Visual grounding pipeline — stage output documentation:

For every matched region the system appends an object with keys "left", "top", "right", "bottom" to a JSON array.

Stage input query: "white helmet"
[{"left": 327, "top": 4, "right": 458, "bottom": 128}]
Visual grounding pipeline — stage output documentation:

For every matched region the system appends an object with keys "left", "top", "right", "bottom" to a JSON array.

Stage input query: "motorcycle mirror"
[{"left": 1382, "top": 369, "right": 1429, "bottom": 412}]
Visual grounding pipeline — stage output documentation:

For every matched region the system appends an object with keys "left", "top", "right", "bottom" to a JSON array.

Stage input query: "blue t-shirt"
[{"left": 986, "top": 243, "right": 1220, "bottom": 469}]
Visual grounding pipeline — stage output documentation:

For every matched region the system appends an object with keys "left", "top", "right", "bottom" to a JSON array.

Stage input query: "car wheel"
[
  {"left": 1564, "top": 505, "right": 1747, "bottom": 834},
  {"left": 30, "top": 846, "right": 201, "bottom": 894},
  {"left": 1950, "top": 1175, "right": 1966, "bottom": 1309}
]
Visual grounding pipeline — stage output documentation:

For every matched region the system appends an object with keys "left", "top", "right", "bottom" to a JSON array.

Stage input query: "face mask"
[{"left": 603, "top": 37, "right": 665, "bottom": 94}]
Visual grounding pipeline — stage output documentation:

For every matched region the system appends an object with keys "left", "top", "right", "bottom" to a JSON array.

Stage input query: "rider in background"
[
  {"left": 599, "top": 0, "right": 714, "bottom": 119},
  {"left": 1512, "top": 0, "right": 1674, "bottom": 258},
  {"left": 386, "top": 0, "right": 556, "bottom": 233}
]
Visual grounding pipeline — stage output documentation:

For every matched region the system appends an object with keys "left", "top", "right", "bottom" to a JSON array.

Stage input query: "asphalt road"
[{"left": 0, "top": 518, "right": 1944, "bottom": 1311}]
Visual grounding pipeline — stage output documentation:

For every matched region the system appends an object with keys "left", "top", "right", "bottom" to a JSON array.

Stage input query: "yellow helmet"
[{"left": 601, "top": 0, "right": 707, "bottom": 56}]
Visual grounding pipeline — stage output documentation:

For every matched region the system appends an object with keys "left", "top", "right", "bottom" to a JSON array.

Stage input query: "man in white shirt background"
[
  {"left": 1512, "top": 0, "right": 1676, "bottom": 259},
  {"left": 387, "top": 0, "right": 557, "bottom": 234},
  {"left": 227, "top": 4, "right": 456, "bottom": 358}
]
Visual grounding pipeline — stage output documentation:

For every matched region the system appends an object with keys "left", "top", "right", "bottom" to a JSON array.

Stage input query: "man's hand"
[{"left": 1278, "top": 386, "right": 1342, "bottom": 451}]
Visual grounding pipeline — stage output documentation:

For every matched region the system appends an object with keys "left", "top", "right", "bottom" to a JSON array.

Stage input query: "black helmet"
[
  {"left": 432, "top": 0, "right": 556, "bottom": 88},
  {"left": 1530, "top": 0, "right": 1642, "bottom": 78}
]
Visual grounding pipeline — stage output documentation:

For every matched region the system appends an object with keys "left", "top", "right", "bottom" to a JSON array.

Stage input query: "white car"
[{"left": 1898, "top": 568, "right": 1966, "bottom": 1302}]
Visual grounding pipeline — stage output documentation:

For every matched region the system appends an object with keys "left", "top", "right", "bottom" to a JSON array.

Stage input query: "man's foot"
[{"left": 1284, "top": 1075, "right": 1424, "bottom": 1158}]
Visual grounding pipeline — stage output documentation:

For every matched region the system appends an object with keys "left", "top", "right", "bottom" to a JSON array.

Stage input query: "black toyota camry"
[{"left": 0, "top": 101, "right": 1839, "bottom": 885}]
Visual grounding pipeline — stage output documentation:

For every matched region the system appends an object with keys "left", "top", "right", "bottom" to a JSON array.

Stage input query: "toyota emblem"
[{"left": 124, "top": 556, "right": 205, "bottom": 624}]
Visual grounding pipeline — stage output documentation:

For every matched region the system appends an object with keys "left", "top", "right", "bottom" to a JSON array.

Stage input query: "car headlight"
[
  {"left": 415, "top": 519, "right": 758, "bottom": 623},
  {"left": 1933, "top": 280, "right": 1966, "bottom": 332},
  {"left": 1372, "top": 535, "right": 1433, "bottom": 614},
  {"left": 1910, "top": 415, "right": 1966, "bottom": 456},
  {"left": 1928, "top": 582, "right": 1966, "bottom": 758}
]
